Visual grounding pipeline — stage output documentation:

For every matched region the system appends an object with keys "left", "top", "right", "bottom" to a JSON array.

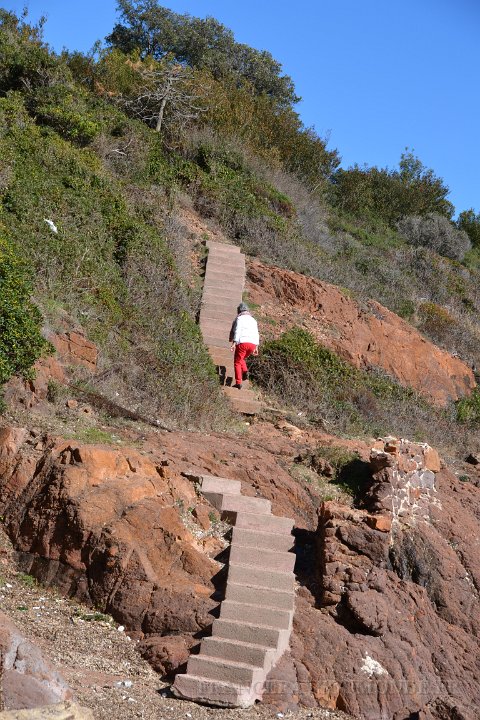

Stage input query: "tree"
[
  {"left": 107, "top": 0, "right": 299, "bottom": 108},
  {"left": 118, "top": 55, "right": 204, "bottom": 134},
  {"left": 331, "top": 151, "right": 453, "bottom": 226},
  {"left": 457, "top": 209, "right": 480, "bottom": 249}
]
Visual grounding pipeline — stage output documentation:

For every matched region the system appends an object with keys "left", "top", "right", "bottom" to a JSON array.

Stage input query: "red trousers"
[{"left": 234, "top": 343, "right": 257, "bottom": 385}]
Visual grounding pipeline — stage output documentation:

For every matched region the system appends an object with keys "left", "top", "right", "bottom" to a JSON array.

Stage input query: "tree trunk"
[{"left": 155, "top": 95, "right": 167, "bottom": 132}]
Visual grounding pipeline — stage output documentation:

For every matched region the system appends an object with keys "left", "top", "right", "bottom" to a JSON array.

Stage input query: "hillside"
[{"left": 1, "top": 5, "right": 480, "bottom": 720}]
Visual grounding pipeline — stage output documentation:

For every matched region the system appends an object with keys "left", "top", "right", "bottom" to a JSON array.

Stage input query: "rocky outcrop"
[
  {"left": 47, "top": 332, "right": 98, "bottom": 373},
  {"left": 283, "top": 438, "right": 480, "bottom": 719},
  {"left": 0, "top": 428, "right": 220, "bottom": 655},
  {"left": 0, "top": 611, "right": 71, "bottom": 711},
  {"left": 247, "top": 260, "right": 475, "bottom": 406}
]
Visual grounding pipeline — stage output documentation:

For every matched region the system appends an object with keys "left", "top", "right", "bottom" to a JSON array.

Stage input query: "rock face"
[
  {"left": 282, "top": 438, "right": 480, "bottom": 720},
  {"left": 247, "top": 260, "right": 475, "bottom": 406},
  {"left": 0, "top": 428, "right": 220, "bottom": 660},
  {"left": 48, "top": 332, "right": 98, "bottom": 373},
  {"left": 0, "top": 611, "right": 71, "bottom": 711}
]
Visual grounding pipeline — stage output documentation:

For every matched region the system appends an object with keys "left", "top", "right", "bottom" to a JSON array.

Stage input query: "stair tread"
[
  {"left": 227, "top": 581, "right": 293, "bottom": 595},
  {"left": 203, "top": 636, "right": 274, "bottom": 651},
  {"left": 193, "top": 655, "right": 263, "bottom": 671},
  {"left": 177, "top": 673, "right": 250, "bottom": 689},
  {"left": 222, "top": 599, "right": 292, "bottom": 613},
  {"left": 215, "top": 617, "right": 287, "bottom": 631}
]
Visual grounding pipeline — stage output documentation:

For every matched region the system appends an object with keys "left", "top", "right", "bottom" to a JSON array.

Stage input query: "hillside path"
[{"left": 199, "top": 241, "right": 262, "bottom": 415}]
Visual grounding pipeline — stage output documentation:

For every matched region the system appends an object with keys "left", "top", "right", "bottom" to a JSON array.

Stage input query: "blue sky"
[{"left": 6, "top": 0, "right": 480, "bottom": 215}]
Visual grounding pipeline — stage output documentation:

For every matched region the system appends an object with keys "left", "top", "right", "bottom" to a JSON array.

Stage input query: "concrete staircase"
[
  {"left": 199, "top": 241, "right": 262, "bottom": 415},
  {"left": 172, "top": 475, "right": 295, "bottom": 707}
]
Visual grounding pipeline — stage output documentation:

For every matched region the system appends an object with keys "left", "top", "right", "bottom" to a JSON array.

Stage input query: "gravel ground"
[{"left": 0, "top": 528, "right": 349, "bottom": 720}]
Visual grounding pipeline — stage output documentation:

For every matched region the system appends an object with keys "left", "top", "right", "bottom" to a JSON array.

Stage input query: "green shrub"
[
  {"left": 0, "top": 235, "right": 51, "bottom": 386},
  {"left": 250, "top": 327, "right": 432, "bottom": 439},
  {"left": 456, "top": 388, "right": 480, "bottom": 424}
]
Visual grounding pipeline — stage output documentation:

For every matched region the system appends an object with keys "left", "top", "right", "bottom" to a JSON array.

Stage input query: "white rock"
[{"left": 361, "top": 654, "right": 388, "bottom": 677}]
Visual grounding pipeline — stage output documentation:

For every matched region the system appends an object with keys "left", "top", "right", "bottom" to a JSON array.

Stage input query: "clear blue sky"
[{"left": 6, "top": 0, "right": 480, "bottom": 216}]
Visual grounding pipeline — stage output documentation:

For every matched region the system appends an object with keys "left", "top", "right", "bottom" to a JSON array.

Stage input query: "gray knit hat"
[{"left": 237, "top": 302, "right": 249, "bottom": 313}]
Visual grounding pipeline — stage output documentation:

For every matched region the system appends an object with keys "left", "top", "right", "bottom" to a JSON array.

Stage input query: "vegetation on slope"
[{"left": 1, "top": 3, "right": 480, "bottom": 440}]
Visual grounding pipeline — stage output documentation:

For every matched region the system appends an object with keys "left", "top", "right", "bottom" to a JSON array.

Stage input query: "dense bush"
[
  {"left": 331, "top": 152, "right": 453, "bottom": 226},
  {"left": 456, "top": 388, "right": 480, "bottom": 425},
  {"left": 397, "top": 213, "right": 471, "bottom": 261},
  {"left": 458, "top": 209, "right": 480, "bottom": 249},
  {"left": 0, "top": 235, "right": 51, "bottom": 387}
]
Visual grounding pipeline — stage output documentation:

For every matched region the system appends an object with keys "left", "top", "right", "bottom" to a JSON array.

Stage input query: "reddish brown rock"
[
  {"left": 3, "top": 357, "right": 66, "bottom": 410},
  {"left": 0, "top": 432, "right": 219, "bottom": 646},
  {"left": 247, "top": 260, "right": 476, "bottom": 406},
  {"left": 48, "top": 332, "right": 98, "bottom": 372},
  {"left": 0, "top": 611, "right": 71, "bottom": 710},
  {"left": 138, "top": 635, "right": 193, "bottom": 676}
]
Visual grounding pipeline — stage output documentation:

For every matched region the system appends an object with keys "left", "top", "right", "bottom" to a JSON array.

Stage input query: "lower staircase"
[
  {"left": 172, "top": 475, "right": 295, "bottom": 707},
  {"left": 199, "top": 240, "right": 262, "bottom": 415}
]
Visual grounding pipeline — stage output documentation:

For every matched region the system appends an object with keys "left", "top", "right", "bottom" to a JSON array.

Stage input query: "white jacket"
[{"left": 231, "top": 313, "right": 259, "bottom": 345}]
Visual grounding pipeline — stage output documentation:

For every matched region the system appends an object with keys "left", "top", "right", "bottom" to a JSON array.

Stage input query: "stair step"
[
  {"left": 232, "top": 526, "right": 294, "bottom": 552},
  {"left": 229, "top": 545, "right": 296, "bottom": 573},
  {"left": 205, "top": 262, "right": 245, "bottom": 275},
  {"left": 202, "top": 337, "right": 231, "bottom": 348},
  {"left": 223, "top": 387, "right": 257, "bottom": 401},
  {"left": 202, "top": 492, "right": 271, "bottom": 515},
  {"left": 234, "top": 512, "right": 294, "bottom": 535},
  {"left": 227, "top": 399, "right": 262, "bottom": 415},
  {"left": 220, "top": 600, "right": 292, "bottom": 630},
  {"left": 228, "top": 563, "right": 295, "bottom": 592},
  {"left": 201, "top": 475, "right": 241, "bottom": 495},
  {"left": 206, "top": 241, "right": 241, "bottom": 252},
  {"left": 201, "top": 637, "right": 275, "bottom": 670},
  {"left": 173, "top": 674, "right": 256, "bottom": 707},
  {"left": 187, "top": 655, "right": 263, "bottom": 686},
  {"left": 225, "top": 582, "right": 295, "bottom": 611},
  {"left": 212, "top": 618, "right": 287, "bottom": 649},
  {"left": 201, "top": 308, "right": 237, "bottom": 320},
  {"left": 200, "top": 320, "right": 232, "bottom": 334}
]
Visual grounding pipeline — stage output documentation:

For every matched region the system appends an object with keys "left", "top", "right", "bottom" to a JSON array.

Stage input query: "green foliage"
[
  {"left": 0, "top": 235, "right": 51, "bottom": 386},
  {"left": 456, "top": 388, "right": 480, "bottom": 425},
  {"left": 458, "top": 208, "right": 480, "bottom": 249},
  {"left": 250, "top": 328, "right": 430, "bottom": 438},
  {"left": 33, "top": 86, "right": 101, "bottom": 145},
  {"left": 331, "top": 151, "right": 453, "bottom": 226},
  {"left": 0, "top": 9, "right": 63, "bottom": 95},
  {"left": 108, "top": 0, "right": 298, "bottom": 108}
]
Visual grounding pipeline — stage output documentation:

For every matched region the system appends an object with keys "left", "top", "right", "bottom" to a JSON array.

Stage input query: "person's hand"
[
  {"left": 230, "top": 343, "right": 235, "bottom": 352},
  {"left": 253, "top": 347, "right": 259, "bottom": 356}
]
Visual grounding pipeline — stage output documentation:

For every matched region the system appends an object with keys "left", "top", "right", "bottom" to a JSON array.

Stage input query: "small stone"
[
  {"left": 117, "top": 625, "right": 125, "bottom": 632},
  {"left": 66, "top": 399, "right": 79, "bottom": 409}
]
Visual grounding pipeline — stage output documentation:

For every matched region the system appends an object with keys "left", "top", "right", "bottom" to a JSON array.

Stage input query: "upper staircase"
[
  {"left": 172, "top": 475, "right": 295, "bottom": 707},
  {"left": 199, "top": 241, "right": 262, "bottom": 415}
]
